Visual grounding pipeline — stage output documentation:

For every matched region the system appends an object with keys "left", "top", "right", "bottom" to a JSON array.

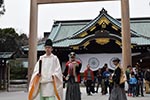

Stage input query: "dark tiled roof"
[{"left": 0, "top": 52, "right": 14, "bottom": 59}]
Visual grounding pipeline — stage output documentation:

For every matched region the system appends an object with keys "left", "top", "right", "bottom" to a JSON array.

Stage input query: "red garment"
[
  {"left": 84, "top": 68, "right": 94, "bottom": 81},
  {"left": 64, "top": 60, "right": 82, "bottom": 83}
]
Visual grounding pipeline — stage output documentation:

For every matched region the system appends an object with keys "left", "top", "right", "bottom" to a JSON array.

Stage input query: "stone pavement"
[{"left": 0, "top": 87, "right": 150, "bottom": 100}]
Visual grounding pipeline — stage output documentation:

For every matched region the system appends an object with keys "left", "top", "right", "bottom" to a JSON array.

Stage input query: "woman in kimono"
[
  {"left": 29, "top": 39, "right": 63, "bottom": 100},
  {"left": 109, "top": 57, "right": 127, "bottom": 100},
  {"left": 63, "top": 52, "right": 82, "bottom": 100}
]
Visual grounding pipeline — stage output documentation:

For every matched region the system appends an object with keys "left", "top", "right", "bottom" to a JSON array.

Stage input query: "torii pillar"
[
  {"left": 28, "top": 0, "right": 131, "bottom": 84},
  {"left": 121, "top": 0, "right": 131, "bottom": 69}
]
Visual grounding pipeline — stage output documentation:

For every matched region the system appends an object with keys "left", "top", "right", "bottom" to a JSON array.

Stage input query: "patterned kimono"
[
  {"left": 63, "top": 60, "right": 82, "bottom": 100},
  {"left": 29, "top": 54, "right": 63, "bottom": 100}
]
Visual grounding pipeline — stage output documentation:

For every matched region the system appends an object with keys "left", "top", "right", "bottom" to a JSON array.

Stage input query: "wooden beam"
[{"left": 37, "top": 0, "right": 116, "bottom": 4}]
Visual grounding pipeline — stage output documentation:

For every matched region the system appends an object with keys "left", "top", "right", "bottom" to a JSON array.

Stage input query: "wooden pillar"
[
  {"left": 0, "top": 59, "right": 6, "bottom": 90},
  {"left": 7, "top": 62, "right": 10, "bottom": 91},
  {"left": 28, "top": 0, "right": 38, "bottom": 85},
  {"left": 0, "top": 59, "right": 2, "bottom": 90},
  {"left": 4, "top": 60, "right": 6, "bottom": 90},
  {"left": 121, "top": 0, "right": 131, "bottom": 69}
]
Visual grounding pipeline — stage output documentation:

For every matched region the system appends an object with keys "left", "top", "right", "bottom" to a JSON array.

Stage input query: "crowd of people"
[
  {"left": 125, "top": 64, "right": 150, "bottom": 97},
  {"left": 29, "top": 39, "right": 150, "bottom": 100},
  {"left": 81, "top": 61, "right": 150, "bottom": 99}
]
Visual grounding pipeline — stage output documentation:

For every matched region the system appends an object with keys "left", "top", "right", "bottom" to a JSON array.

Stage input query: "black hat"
[
  {"left": 44, "top": 39, "right": 53, "bottom": 47},
  {"left": 112, "top": 57, "right": 120, "bottom": 62}
]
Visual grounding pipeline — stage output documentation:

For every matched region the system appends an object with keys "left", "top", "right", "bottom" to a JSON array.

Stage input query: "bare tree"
[{"left": 0, "top": 0, "right": 5, "bottom": 15}]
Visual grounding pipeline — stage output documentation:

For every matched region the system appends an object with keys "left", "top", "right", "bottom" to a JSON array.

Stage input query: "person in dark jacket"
[
  {"left": 135, "top": 67, "right": 144, "bottom": 97},
  {"left": 103, "top": 67, "right": 111, "bottom": 94},
  {"left": 101, "top": 63, "right": 108, "bottom": 95},
  {"left": 109, "top": 57, "right": 127, "bottom": 100},
  {"left": 96, "top": 68, "right": 102, "bottom": 93}
]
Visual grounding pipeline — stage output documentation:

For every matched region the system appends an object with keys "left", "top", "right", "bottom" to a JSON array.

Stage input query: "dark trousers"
[
  {"left": 101, "top": 79, "right": 105, "bottom": 94},
  {"left": 109, "top": 82, "right": 113, "bottom": 94},
  {"left": 85, "top": 80, "right": 93, "bottom": 95},
  {"left": 96, "top": 79, "right": 101, "bottom": 92},
  {"left": 131, "top": 84, "right": 136, "bottom": 96},
  {"left": 136, "top": 81, "right": 144, "bottom": 96}
]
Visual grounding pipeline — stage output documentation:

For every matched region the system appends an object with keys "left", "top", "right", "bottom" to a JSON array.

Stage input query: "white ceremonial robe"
[{"left": 29, "top": 53, "right": 63, "bottom": 100}]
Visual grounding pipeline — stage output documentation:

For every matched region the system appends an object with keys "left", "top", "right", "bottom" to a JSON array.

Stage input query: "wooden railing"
[{"left": 7, "top": 79, "right": 27, "bottom": 92}]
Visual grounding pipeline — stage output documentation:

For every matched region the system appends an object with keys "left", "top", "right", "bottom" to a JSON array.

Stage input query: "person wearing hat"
[
  {"left": 63, "top": 52, "right": 82, "bottom": 100},
  {"left": 29, "top": 39, "right": 63, "bottom": 100},
  {"left": 109, "top": 57, "right": 127, "bottom": 100}
]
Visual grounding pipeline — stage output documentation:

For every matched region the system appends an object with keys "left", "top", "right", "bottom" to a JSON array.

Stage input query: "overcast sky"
[{"left": 0, "top": 0, "right": 150, "bottom": 38}]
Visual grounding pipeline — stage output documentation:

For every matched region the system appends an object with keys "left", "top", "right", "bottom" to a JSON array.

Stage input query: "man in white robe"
[{"left": 29, "top": 39, "right": 63, "bottom": 100}]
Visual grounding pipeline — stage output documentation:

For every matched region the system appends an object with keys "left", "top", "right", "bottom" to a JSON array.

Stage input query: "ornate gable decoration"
[
  {"left": 71, "top": 8, "right": 122, "bottom": 40},
  {"left": 97, "top": 16, "right": 110, "bottom": 25},
  {"left": 78, "top": 32, "right": 88, "bottom": 38},
  {"left": 68, "top": 8, "right": 124, "bottom": 49},
  {"left": 77, "top": 16, "right": 111, "bottom": 38},
  {"left": 96, "top": 38, "right": 110, "bottom": 45}
]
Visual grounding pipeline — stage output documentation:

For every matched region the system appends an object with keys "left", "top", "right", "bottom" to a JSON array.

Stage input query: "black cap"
[
  {"left": 44, "top": 39, "right": 53, "bottom": 47},
  {"left": 112, "top": 57, "right": 120, "bottom": 62}
]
